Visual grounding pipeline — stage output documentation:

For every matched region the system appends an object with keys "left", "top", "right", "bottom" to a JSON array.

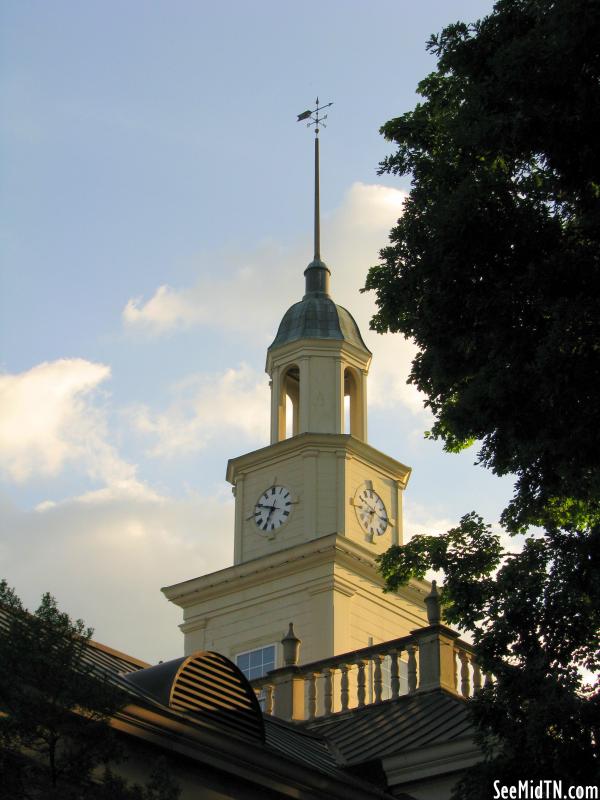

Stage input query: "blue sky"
[{"left": 0, "top": 0, "right": 509, "bottom": 663}]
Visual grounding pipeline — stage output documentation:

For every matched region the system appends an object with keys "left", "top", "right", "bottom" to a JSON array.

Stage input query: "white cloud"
[
  {"left": 129, "top": 363, "right": 269, "bottom": 459},
  {"left": 403, "top": 500, "right": 456, "bottom": 542},
  {"left": 0, "top": 359, "right": 140, "bottom": 488},
  {"left": 122, "top": 183, "right": 427, "bottom": 419},
  {"left": 0, "top": 487, "right": 234, "bottom": 664},
  {"left": 122, "top": 183, "right": 407, "bottom": 338}
]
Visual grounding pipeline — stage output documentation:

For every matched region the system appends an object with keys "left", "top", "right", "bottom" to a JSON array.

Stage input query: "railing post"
[
  {"left": 390, "top": 649, "right": 401, "bottom": 699},
  {"left": 356, "top": 659, "right": 367, "bottom": 708},
  {"left": 340, "top": 663, "right": 350, "bottom": 711},
  {"left": 323, "top": 667, "right": 334, "bottom": 716},
  {"left": 307, "top": 672, "right": 317, "bottom": 720},
  {"left": 472, "top": 661, "right": 482, "bottom": 693},
  {"left": 271, "top": 622, "right": 305, "bottom": 721},
  {"left": 458, "top": 650, "right": 470, "bottom": 697},
  {"left": 373, "top": 654, "right": 384, "bottom": 703},
  {"left": 412, "top": 582, "right": 460, "bottom": 694},
  {"left": 264, "top": 684, "right": 274, "bottom": 715},
  {"left": 407, "top": 644, "right": 418, "bottom": 693},
  {"left": 272, "top": 668, "right": 305, "bottom": 721}
]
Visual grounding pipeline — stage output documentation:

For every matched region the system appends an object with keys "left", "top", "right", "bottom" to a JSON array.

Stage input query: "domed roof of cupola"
[{"left": 269, "top": 291, "right": 370, "bottom": 354}]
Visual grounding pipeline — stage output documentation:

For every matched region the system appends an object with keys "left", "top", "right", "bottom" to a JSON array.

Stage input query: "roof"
[
  {"left": 269, "top": 294, "right": 370, "bottom": 353},
  {"left": 304, "top": 689, "right": 475, "bottom": 765},
  {"left": 121, "top": 650, "right": 265, "bottom": 742},
  {"left": 263, "top": 715, "right": 341, "bottom": 779}
]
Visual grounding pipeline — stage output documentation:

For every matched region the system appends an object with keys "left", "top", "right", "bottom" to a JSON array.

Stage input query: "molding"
[
  {"left": 112, "top": 701, "right": 388, "bottom": 800},
  {"left": 226, "top": 432, "right": 411, "bottom": 487},
  {"left": 383, "top": 736, "right": 481, "bottom": 785},
  {"left": 163, "top": 533, "right": 429, "bottom": 624},
  {"left": 179, "top": 614, "right": 208, "bottom": 635},
  {"left": 266, "top": 337, "right": 372, "bottom": 376}
]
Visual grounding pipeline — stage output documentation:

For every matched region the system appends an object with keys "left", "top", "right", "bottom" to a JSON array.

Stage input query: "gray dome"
[{"left": 269, "top": 293, "right": 371, "bottom": 353}]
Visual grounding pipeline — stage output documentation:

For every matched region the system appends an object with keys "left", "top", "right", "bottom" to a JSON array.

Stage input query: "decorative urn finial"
[
  {"left": 281, "top": 622, "right": 301, "bottom": 666},
  {"left": 425, "top": 580, "right": 441, "bottom": 625}
]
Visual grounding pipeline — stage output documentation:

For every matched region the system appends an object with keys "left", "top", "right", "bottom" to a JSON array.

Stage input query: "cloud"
[
  {"left": 122, "top": 183, "right": 407, "bottom": 338},
  {"left": 122, "top": 183, "right": 428, "bottom": 418},
  {"left": 0, "top": 359, "right": 141, "bottom": 487},
  {"left": 129, "top": 363, "right": 270, "bottom": 459},
  {"left": 0, "top": 487, "right": 234, "bottom": 664},
  {"left": 403, "top": 500, "right": 456, "bottom": 541}
]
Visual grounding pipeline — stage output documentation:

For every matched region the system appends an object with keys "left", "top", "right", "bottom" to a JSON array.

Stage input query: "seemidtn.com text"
[{"left": 493, "top": 782, "right": 598, "bottom": 800}]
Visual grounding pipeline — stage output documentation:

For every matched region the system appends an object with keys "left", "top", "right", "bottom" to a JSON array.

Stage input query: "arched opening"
[
  {"left": 278, "top": 364, "right": 300, "bottom": 440},
  {"left": 344, "top": 366, "right": 364, "bottom": 439}
]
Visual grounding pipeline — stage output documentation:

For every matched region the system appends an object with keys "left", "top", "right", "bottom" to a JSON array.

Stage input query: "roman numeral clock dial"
[
  {"left": 354, "top": 486, "right": 388, "bottom": 538},
  {"left": 253, "top": 486, "right": 293, "bottom": 534}
]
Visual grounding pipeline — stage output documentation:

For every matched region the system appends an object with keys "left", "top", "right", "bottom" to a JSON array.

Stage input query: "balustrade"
[{"left": 250, "top": 626, "right": 484, "bottom": 723}]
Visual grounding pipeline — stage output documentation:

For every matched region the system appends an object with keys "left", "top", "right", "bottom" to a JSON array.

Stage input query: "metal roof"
[
  {"left": 263, "top": 715, "right": 341, "bottom": 779},
  {"left": 269, "top": 294, "right": 370, "bottom": 353},
  {"left": 304, "top": 689, "right": 474, "bottom": 765},
  {"left": 122, "top": 651, "right": 265, "bottom": 743}
]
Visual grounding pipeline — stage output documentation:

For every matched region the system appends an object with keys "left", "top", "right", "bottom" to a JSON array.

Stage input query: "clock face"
[
  {"left": 355, "top": 487, "right": 388, "bottom": 536},
  {"left": 254, "top": 486, "right": 293, "bottom": 533}
]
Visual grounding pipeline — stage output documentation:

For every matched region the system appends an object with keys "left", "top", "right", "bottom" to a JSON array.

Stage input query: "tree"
[
  {"left": 0, "top": 581, "right": 179, "bottom": 800},
  {"left": 364, "top": 0, "right": 600, "bottom": 790}
]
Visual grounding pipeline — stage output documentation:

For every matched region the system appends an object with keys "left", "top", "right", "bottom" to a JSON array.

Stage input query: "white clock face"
[
  {"left": 355, "top": 487, "right": 388, "bottom": 536},
  {"left": 254, "top": 486, "right": 293, "bottom": 533}
]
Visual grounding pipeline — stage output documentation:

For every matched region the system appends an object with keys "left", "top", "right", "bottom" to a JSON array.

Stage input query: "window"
[{"left": 236, "top": 644, "right": 276, "bottom": 681}]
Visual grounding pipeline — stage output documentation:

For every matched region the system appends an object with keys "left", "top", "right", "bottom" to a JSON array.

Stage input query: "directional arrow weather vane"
[
  {"left": 296, "top": 98, "right": 333, "bottom": 264},
  {"left": 297, "top": 97, "right": 333, "bottom": 136}
]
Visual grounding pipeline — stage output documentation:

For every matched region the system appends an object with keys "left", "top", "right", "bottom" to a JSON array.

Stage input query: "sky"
[{"left": 0, "top": 0, "right": 509, "bottom": 664}]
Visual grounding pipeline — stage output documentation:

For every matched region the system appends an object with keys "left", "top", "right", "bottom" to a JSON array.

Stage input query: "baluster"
[
  {"left": 323, "top": 668, "right": 333, "bottom": 716},
  {"left": 459, "top": 650, "right": 471, "bottom": 697},
  {"left": 453, "top": 647, "right": 458, "bottom": 693},
  {"left": 307, "top": 672, "right": 317, "bottom": 719},
  {"left": 263, "top": 684, "right": 274, "bottom": 715},
  {"left": 483, "top": 672, "right": 492, "bottom": 687},
  {"left": 390, "top": 649, "right": 400, "bottom": 699},
  {"left": 356, "top": 659, "right": 367, "bottom": 707},
  {"left": 472, "top": 661, "right": 482, "bottom": 693},
  {"left": 373, "top": 654, "right": 384, "bottom": 703},
  {"left": 340, "top": 663, "right": 350, "bottom": 711},
  {"left": 407, "top": 644, "right": 417, "bottom": 693}
]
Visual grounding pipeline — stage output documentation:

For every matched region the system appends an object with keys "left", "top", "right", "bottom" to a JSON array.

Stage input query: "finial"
[
  {"left": 297, "top": 97, "right": 333, "bottom": 138},
  {"left": 281, "top": 622, "right": 301, "bottom": 666},
  {"left": 425, "top": 580, "right": 441, "bottom": 625},
  {"left": 297, "top": 98, "right": 333, "bottom": 296}
]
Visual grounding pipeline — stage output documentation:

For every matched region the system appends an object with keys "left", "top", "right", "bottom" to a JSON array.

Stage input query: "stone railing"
[{"left": 251, "top": 583, "right": 490, "bottom": 722}]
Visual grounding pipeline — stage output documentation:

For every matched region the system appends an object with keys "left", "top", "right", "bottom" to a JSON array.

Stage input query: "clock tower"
[{"left": 163, "top": 102, "right": 429, "bottom": 673}]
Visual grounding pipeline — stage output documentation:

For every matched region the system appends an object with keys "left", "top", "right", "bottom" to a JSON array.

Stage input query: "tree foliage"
[
  {"left": 365, "top": 0, "right": 600, "bottom": 533},
  {"left": 365, "top": 0, "right": 600, "bottom": 789},
  {"left": 0, "top": 581, "right": 179, "bottom": 800}
]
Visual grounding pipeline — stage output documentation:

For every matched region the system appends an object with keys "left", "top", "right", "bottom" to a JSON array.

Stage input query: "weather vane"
[
  {"left": 297, "top": 97, "right": 333, "bottom": 137},
  {"left": 297, "top": 98, "right": 333, "bottom": 265}
]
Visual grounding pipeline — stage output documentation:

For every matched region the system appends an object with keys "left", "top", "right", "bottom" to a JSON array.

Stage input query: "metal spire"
[{"left": 297, "top": 98, "right": 333, "bottom": 295}]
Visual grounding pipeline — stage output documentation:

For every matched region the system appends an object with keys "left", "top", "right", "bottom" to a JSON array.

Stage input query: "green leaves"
[
  {"left": 0, "top": 582, "right": 180, "bottom": 800},
  {"left": 367, "top": 0, "right": 600, "bottom": 534},
  {"left": 370, "top": 0, "right": 600, "bottom": 789}
]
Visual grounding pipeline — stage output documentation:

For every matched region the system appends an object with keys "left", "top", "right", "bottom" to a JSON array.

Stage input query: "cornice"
[
  {"left": 226, "top": 432, "right": 411, "bottom": 486},
  {"left": 162, "top": 533, "right": 428, "bottom": 613},
  {"left": 382, "top": 736, "right": 480, "bottom": 784},
  {"left": 113, "top": 701, "right": 392, "bottom": 799},
  {"left": 265, "top": 336, "right": 372, "bottom": 375}
]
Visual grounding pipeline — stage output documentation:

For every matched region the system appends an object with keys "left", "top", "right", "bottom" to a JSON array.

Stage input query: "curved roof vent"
[{"left": 122, "top": 651, "right": 264, "bottom": 742}]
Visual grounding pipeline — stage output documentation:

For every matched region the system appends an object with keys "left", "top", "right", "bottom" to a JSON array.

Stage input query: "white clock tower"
[{"left": 163, "top": 102, "right": 429, "bottom": 673}]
